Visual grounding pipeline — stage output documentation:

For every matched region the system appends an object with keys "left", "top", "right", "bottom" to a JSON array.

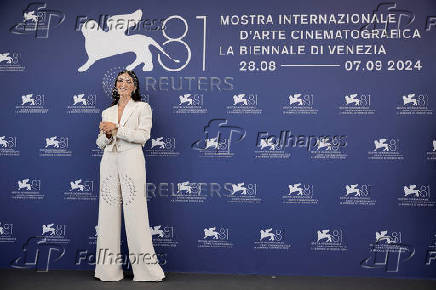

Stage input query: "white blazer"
[{"left": 96, "top": 99, "right": 152, "bottom": 152}]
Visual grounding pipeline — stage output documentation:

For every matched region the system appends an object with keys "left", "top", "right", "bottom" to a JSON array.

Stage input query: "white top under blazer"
[{"left": 96, "top": 99, "right": 152, "bottom": 152}]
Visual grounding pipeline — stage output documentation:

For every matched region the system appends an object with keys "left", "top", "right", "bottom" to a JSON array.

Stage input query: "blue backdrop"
[{"left": 0, "top": 0, "right": 435, "bottom": 280}]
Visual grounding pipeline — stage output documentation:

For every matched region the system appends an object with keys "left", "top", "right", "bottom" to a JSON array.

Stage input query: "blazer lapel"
[
  {"left": 111, "top": 105, "right": 118, "bottom": 124},
  {"left": 119, "top": 99, "right": 135, "bottom": 126}
]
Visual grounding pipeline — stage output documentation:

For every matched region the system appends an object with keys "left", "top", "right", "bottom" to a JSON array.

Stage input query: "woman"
[{"left": 94, "top": 70, "right": 165, "bottom": 282}]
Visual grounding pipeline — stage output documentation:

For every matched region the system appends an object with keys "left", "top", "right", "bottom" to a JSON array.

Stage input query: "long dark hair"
[{"left": 111, "top": 70, "right": 141, "bottom": 106}]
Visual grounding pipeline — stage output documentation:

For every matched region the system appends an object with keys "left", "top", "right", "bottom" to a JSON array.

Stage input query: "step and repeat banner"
[{"left": 0, "top": 0, "right": 435, "bottom": 279}]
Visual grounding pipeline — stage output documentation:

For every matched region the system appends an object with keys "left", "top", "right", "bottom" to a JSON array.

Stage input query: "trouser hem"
[{"left": 94, "top": 270, "right": 124, "bottom": 281}]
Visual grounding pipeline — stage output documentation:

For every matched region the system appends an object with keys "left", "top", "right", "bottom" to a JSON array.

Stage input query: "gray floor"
[{"left": 1, "top": 269, "right": 435, "bottom": 290}]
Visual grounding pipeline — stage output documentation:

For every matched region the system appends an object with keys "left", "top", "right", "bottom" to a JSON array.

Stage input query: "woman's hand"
[{"left": 99, "top": 122, "right": 117, "bottom": 134}]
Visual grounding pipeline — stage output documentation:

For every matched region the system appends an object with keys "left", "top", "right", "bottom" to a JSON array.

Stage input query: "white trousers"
[{"left": 94, "top": 146, "right": 165, "bottom": 281}]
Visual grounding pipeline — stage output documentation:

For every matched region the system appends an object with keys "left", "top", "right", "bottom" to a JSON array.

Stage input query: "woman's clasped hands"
[{"left": 99, "top": 122, "right": 118, "bottom": 138}]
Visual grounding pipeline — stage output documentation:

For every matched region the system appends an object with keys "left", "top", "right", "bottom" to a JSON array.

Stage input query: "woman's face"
[{"left": 116, "top": 72, "right": 136, "bottom": 97}]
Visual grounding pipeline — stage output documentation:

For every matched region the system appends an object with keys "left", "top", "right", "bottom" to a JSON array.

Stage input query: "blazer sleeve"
[
  {"left": 96, "top": 110, "right": 113, "bottom": 150},
  {"left": 116, "top": 102, "right": 152, "bottom": 147}
]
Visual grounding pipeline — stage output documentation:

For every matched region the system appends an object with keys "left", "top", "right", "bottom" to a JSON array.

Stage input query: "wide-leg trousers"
[{"left": 94, "top": 146, "right": 165, "bottom": 281}]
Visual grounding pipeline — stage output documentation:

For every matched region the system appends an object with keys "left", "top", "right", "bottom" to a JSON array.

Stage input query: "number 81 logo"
[{"left": 158, "top": 16, "right": 191, "bottom": 71}]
